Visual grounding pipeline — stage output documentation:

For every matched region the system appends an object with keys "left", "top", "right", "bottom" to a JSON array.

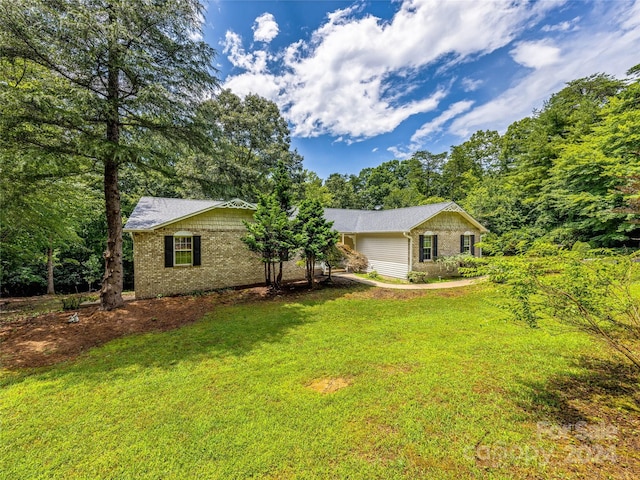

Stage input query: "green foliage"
[
  {"left": 177, "top": 90, "right": 302, "bottom": 201},
  {"left": 295, "top": 170, "right": 333, "bottom": 206},
  {"left": 407, "top": 271, "right": 430, "bottom": 283},
  {"left": 0, "top": 0, "right": 218, "bottom": 308},
  {"left": 324, "top": 173, "right": 360, "bottom": 208},
  {"left": 60, "top": 295, "right": 83, "bottom": 311},
  {"left": 294, "top": 199, "right": 339, "bottom": 287},
  {"left": 366, "top": 270, "right": 380, "bottom": 280},
  {"left": 435, "top": 253, "right": 474, "bottom": 273},
  {"left": 242, "top": 194, "right": 295, "bottom": 289},
  {"left": 464, "top": 246, "right": 640, "bottom": 369}
]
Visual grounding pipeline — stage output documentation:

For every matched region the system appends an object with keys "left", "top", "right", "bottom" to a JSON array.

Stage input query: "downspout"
[{"left": 402, "top": 232, "right": 412, "bottom": 273}]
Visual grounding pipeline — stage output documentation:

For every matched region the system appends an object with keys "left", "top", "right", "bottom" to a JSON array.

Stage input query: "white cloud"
[
  {"left": 222, "top": 0, "right": 565, "bottom": 140},
  {"left": 450, "top": 1, "right": 640, "bottom": 137},
  {"left": 222, "top": 31, "right": 269, "bottom": 73},
  {"left": 411, "top": 100, "right": 475, "bottom": 143},
  {"left": 541, "top": 16, "right": 580, "bottom": 32},
  {"left": 387, "top": 146, "right": 411, "bottom": 160},
  {"left": 253, "top": 12, "right": 279, "bottom": 43},
  {"left": 510, "top": 40, "right": 561, "bottom": 69},
  {"left": 461, "top": 78, "right": 483, "bottom": 92}
]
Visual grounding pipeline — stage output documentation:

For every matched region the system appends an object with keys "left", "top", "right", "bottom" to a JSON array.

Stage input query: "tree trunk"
[
  {"left": 100, "top": 159, "right": 124, "bottom": 310},
  {"left": 100, "top": 30, "right": 124, "bottom": 311},
  {"left": 276, "top": 261, "right": 283, "bottom": 290},
  {"left": 307, "top": 256, "right": 315, "bottom": 287},
  {"left": 46, "top": 244, "right": 55, "bottom": 295}
]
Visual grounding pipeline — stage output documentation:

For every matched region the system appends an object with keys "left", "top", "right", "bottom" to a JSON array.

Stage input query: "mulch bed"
[{"left": 0, "top": 280, "right": 355, "bottom": 370}]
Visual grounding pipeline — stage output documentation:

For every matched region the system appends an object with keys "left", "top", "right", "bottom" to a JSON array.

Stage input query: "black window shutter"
[
  {"left": 193, "top": 236, "right": 201, "bottom": 266},
  {"left": 470, "top": 235, "right": 476, "bottom": 256},
  {"left": 164, "top": 236, "right": 173, "bottom": 268},
  {"left": 418, "top": 235, "right": 424, "bottom": 262},
  {"left": 460, "top": 234, "right": 465, "bottom": 253},
  {"left": 433, "top": 235, "right": 438, "bottom": 258}
]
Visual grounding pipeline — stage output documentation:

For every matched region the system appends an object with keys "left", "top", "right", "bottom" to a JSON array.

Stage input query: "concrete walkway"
[{"left": 332, "top": 272, "right": 484, "bottom": 290}]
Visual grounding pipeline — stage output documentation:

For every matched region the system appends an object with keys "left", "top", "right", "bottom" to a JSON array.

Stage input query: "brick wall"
[
  {"left": 131, "top": 209, "right": 306, "bottom": 299},
  {"left": 409, "top": 212, "right": 483, "bottom": 276}
]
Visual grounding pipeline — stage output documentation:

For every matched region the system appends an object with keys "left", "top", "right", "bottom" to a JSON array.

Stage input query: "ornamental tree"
[{"left": 295, "top": 199, "right": 338, "bottom": 287}]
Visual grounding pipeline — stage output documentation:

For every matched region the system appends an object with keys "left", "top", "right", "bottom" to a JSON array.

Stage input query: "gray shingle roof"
[
  {"left": 124, "top": 196, "right": 487, "bottom": 233},
  {"left": 124, "top": 197, "right": 237, "bottom": 231},
  {"left": 324, "top": 202, "right": 487, "bottom": 233}
]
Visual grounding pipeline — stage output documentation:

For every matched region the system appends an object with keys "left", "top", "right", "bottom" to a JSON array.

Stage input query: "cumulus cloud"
[
  {"left": 222, "top": 31, "right": 269, "bottom": 74},
  {"left": 221, "top": 0, "right": 640, "bottom": 152},
  {"left": 450, "top": 2, "right": 640, "bottom": 137},
  {"left": 510, "top": 40, "right": 561, "bottom": 69},
  {"left": 222, "top": 0, "right": 564, "bottom": 140},
  {"left": 253, "top": 13, "right": 279, "bottom": 43}
]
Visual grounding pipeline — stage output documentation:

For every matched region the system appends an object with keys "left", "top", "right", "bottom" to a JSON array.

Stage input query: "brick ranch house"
[
  {"left": 124, "top": 197, "right": 488, "bottom": 298},
  {"left": 323, "top": 202, "right": 488, "bottom": 279}
]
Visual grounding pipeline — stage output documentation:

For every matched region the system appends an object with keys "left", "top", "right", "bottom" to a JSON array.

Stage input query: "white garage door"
[{"left": 357, "top": 235, "right": 409, "bottom": 279}]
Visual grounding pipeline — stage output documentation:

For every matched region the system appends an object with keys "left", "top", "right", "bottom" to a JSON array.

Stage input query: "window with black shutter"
[
  {"left": 419, "top": 233, "right": 436, "bottom": 261},
  {"left": 164, "top": 233, "right": 201, "bottom": 267}
]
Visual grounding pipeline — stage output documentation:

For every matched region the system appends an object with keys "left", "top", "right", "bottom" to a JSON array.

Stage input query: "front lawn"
[{"left": 1, "top": 283, "right": 637, "bottom": 478}]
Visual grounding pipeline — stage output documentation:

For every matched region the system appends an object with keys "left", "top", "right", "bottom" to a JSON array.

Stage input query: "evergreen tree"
[
  {"left": 242, "top": 161, "right": 298, "bottom": 290},
  {"left": 295, "top": 199, "right": 338, "bottom": 287},
  {"left": 0, "top": 0, "right": 217, "bottom": 309}
]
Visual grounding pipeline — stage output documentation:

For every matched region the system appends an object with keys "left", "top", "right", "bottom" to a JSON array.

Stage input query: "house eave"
[{"left": 124, "top": 198, "right": 256, "bottom": 232}]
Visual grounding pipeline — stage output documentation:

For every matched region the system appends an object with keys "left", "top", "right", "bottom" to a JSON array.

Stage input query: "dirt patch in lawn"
[
  {"left": 307, "top": 377, "right": 352, "bottom": 394},
  {"left": 0, "top": 279, "right": 360, "bottom": 370}
]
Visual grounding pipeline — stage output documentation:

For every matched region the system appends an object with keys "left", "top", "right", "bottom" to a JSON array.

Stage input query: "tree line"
[
  {"left": 1, "top": 1, "right": 638, "bottom": 305},
  {"left": 321, "top": 70, "right": 640, "bottom": 252}
]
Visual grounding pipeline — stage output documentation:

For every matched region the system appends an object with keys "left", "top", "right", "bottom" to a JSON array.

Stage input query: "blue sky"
[{"left": 202, "top": 0, "right": 640, "bottom": 179}]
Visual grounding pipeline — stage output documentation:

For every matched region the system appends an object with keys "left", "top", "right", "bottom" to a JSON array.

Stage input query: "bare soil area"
[{"left": 0, "top": 280, "right": 357, "bottom": 370}]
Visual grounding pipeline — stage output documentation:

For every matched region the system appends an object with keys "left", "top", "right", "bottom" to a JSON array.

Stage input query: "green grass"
[
  {"left": 355, "top": 272, "right": 411, "bottom": 284},
  {"left": 0, "top": 283, "right": 625, "bottom": 479}
]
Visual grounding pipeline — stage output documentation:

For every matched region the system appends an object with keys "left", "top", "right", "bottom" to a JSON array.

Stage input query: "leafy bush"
[
  {"left": 61, "top": 295, "right": 83, "bottom": 311},
  {"left": 407, "top": 271, "right": 430, "bottom": 283},
  {"left": 463, "top": 244, "right": 640, "bottom": 370},
  {"left": 366, "top": 270, "right": 380, "bottom": 280},
  {"left": 435, "top": 253, "right": 474, "bottom": 273}
]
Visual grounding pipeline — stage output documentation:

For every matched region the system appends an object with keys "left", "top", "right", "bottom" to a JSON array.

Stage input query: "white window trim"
[
  {"left": 462, "top": 234, "right": 472, "bottom": 254},
  {"left": 174, "top": 234, "right": 193, "bottom": 267},
  {"left": 422, "top": 233, "right": 434, "bottom": 262}
]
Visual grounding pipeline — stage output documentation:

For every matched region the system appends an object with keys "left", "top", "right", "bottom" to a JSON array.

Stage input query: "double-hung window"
[
  {"left": 461, "top": 234, "right": 475, "bottom": 255},
  {"left": 164, "top": 233, "right": 201, "bottom": 268},
  {"left": 419, "top": 233, "right": 437, "bottom": 262},
  {"left": 174, "top": 236, "right": 193, "bottom": 266},
  {"left": 423, "top": 235, "right": 433, "bottom": 260}
]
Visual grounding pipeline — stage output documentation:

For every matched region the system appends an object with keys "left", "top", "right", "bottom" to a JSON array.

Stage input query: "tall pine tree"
[{"left": 0, "top": 0, "right": 217, "bottom": 309}]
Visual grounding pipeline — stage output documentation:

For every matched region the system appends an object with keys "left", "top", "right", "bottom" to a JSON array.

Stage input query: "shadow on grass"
[
  {"left": 517, "top": 356, "right": 640, "bottom": 425},
  {"left": 2, "top": 281, "right": 372, "bottom": 388}
]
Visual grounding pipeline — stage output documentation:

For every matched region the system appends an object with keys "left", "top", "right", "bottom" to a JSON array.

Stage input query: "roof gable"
[{"left": 124, "top": 197, "right": 256, "bottom": 231}]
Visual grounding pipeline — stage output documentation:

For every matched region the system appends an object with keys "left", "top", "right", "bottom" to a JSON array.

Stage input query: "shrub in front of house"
[{"left": 407, "top": 271, "right": 430, "bottom": 283}]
